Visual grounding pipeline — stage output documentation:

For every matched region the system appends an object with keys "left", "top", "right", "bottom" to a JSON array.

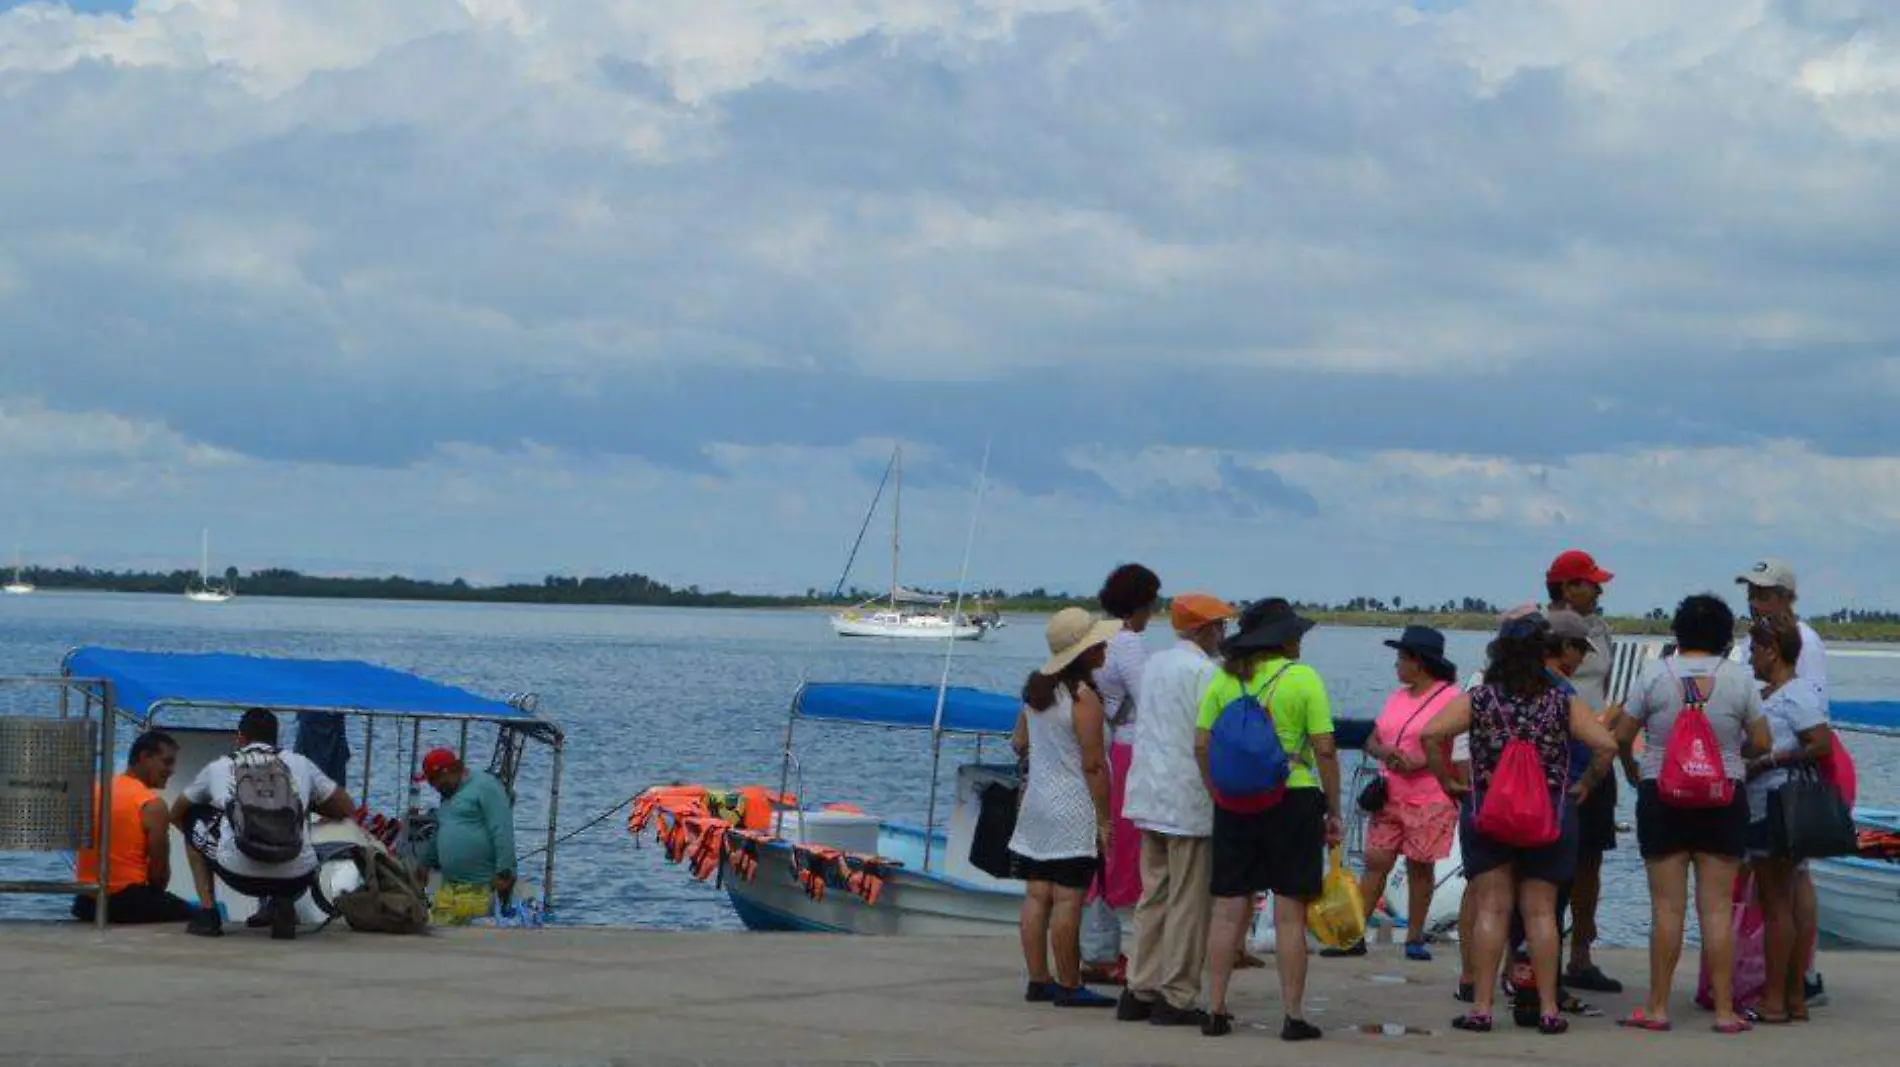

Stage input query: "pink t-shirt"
[{"left": 1374, "top": 683, "right": 1461, "bottom": 807}]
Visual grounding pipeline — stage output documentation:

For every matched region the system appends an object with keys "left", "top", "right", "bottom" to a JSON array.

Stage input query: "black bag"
[
  {"left": 1769, "top": 765, "right": 1857, "bottom": 861},
  {"left": 969, "top": 778, "right": 1021, "bottom": 879},
  {"left": 1357, "top": 776, "right": 1389, "bottom": 814}
]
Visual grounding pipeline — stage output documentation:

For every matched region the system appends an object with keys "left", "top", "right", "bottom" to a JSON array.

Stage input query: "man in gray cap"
[{"left": 1736, "top": 556, "right": 1830, "bottom": 1006}]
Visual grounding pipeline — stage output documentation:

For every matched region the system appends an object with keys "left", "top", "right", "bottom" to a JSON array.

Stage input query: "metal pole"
[
  {"left": 405, "top": 717, "right": 423, "bottom": 817},
  {"left": 458, "top": 720, "right": 469, "bottom": 763},
  {"left": 542, "top": 737, "right": 564, "bottom": 908},
  {"left": 775, "top": 697, "right": 799, "bottom": 814},
  {"left": 360, "top": 717, "right": 375, "bottom": 810},
  {"left": 95, "top": 680, "right": 115, "bottom": 929}
]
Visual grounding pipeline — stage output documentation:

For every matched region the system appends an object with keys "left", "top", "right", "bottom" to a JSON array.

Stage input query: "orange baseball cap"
[{"left": 1170, "top": 593, "right": 1237, "bottom": 632}]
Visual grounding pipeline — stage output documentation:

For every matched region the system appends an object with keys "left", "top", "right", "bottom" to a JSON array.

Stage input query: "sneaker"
[
  {"left": 1053, "top": 985, "right": 1117, "bottom": 1009},
  {"left": 269, "top": 899, "right": 297, "bottom": 941},
  {"left": 1454, "top": 981, "right": 1476, "bottom": 1003},
  {"left": 1024, "top": 980, "right": 1057, "bottom": 1003},
  {"left": 1565, "top": 964, "right": 1623, "bottom": 994},
  {"left": 1150, "top": 1003, "right": 1209, "bottom": 1028},
  {"left": 1805, "top": 973, "right": 1827, "bottom": 1008},
  {"left": 1281, "top": 1016, "right": 1324, "bottom": 1042},
  {"left": 1320, "top": 940, "right": 1367, "bottom": 958},
  {"left": 1405, "top": 941, "right": 1433, "bottom": 962},
  {"left": 246, "top": 900, "right": 275, "bottom": 929},
  {"left": 186, "top": 909, "right": 224, "bottom": 938},
  {"left": 1202, "top": 1012, "right": 1234, "bottom": 1037},
  {"left": 1115, "top": 989, "right": 1154, "bottom": 1022}
]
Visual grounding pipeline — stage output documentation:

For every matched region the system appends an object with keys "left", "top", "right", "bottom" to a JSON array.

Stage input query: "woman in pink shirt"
[{"left": 1332, "top": 626, "right": 1461, "bottom": 960}]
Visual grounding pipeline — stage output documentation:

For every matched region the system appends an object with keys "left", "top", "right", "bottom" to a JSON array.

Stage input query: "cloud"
[{"left": 5, "top": 2, "right": 1900, "bottom": 605}]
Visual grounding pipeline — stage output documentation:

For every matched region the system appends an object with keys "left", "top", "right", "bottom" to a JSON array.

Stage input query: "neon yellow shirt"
[{"left": 1196, "top": 659, "right": 1334, "bottom": 790}]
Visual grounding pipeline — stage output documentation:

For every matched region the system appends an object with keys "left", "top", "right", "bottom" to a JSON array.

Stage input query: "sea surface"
[{"left": 3, "top": 592, "right": 1895, "bottom": 940}]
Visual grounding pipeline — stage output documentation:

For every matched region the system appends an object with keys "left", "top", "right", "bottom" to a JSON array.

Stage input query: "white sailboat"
[
  {"left": 184, "top": 528, "right": 234, "bottom": 603},
  {"left": 3, "top": 544, "right": 32, "bottom": 595},
  {"left": 829, "top": 447, "right": 991, "bottom": 641}
]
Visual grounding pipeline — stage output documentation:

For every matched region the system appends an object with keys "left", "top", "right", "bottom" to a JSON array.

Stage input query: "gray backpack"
[{"left": 226, "top": 749, "right": 306, "bottom": 864}]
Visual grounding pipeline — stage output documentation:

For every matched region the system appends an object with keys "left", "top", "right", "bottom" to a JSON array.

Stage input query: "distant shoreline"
[{"left": 18, "top": 585, "right": 1900, "bottom": 644}]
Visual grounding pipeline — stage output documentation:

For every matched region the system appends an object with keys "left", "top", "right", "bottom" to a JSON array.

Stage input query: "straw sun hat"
[{"left": 1039, "top": 607, "right": 1121, "bottom": 676}]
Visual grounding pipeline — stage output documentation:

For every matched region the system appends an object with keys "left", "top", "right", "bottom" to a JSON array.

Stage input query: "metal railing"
[{"left": 0, "top": 676, "right": 116, "bottom": 928}]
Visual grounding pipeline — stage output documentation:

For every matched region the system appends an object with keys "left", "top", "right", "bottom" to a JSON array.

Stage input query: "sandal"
[
  {"left": 1744, "top": 1008, "right": 1792, "bottom": 1025},
  {"left": 1713, "top": 1019, "right": 1755, "bottom": 1035},
  {"left": 1452, "top": 1012, "right": 1494, "bottom": 1033},
  {"left": 1617, "top": 1011, "right": 1673, "bottom": 1032},
  {"left": 1540, "top": 1014, "right": 1570, "bottom": 1035}
]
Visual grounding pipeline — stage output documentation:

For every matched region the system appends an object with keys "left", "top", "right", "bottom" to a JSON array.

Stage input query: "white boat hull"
[
  {"left": 185, "top": 589, "right": 233, "bottom": 603},
  {"left": 2, "top": 582, "right": 32, "bottom": 595},
  {"left": 830, "top": 614, "right": 983, "bottom": 641},
  {"left": 1812, "top": 808, "right": 1900, "bottom": 949},
  {"left": 726, "top": 843, "right": 1022, "bottom": 935}
]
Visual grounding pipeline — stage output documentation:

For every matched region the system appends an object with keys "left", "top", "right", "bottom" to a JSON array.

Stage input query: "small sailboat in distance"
[
  {"left": 3, "top": 543, "right": 32, "bottom": 595},
  {"left": 184, "top": 528, "right": 234, "bottom": 603}
]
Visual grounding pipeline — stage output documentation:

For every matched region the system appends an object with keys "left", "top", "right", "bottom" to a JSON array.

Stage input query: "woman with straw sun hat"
[{"left": 1009, "top": 607, "right": 1123, "bottom": 1009}]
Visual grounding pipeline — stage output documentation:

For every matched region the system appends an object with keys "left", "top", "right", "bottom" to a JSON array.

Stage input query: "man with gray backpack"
[{"left": 171, "top": 708, "right": 357, "bottom": 940}]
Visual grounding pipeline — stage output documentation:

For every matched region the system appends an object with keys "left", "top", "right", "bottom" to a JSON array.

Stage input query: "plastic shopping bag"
[
  {"left": 1696, "top": 874, "right": 1764, "bottom": 1011},
  {"left": 1306, "top": 846, "right": 1366, "bottom": 950}
]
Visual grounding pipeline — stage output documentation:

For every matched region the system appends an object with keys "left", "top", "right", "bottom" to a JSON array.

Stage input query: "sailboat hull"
[
  {"left": 2, "top": 583, "right": 32, "bottom": 595},
  {"left": 830, "top": 614, "right": 984, "bottom": 640}
]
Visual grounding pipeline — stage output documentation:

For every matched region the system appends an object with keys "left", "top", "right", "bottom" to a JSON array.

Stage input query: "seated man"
[
  {"left": 170, "top": 707, "right": 356, "bottom": 940},
  {"left": 414, "top": 747, "right": 516, "bottom": 925},
  {"left": 72, "top": 730, "right": 198, "bottom": 924}
]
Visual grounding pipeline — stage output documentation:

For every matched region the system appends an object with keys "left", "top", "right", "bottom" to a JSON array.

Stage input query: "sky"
[{"left": 4, "top": 1, "right": 1900, "bottom": 613}]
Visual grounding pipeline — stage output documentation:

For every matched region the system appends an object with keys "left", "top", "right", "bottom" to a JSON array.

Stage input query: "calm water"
[{"left": 3, "top": 592, "right": 1895, "bottom": 939}]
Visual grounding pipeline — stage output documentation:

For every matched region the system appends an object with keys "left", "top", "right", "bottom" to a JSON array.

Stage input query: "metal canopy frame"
[
  {"left": 56, "top": 652, "right": 568, "bottom": 908},
  {"left": 0, "top": 675, "right": 117, "bottom": 928}
]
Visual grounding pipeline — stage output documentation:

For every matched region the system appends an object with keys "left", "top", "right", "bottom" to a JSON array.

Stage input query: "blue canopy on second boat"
[{"left": 794, "top": 682, "right": 1020, "bottom": 735}]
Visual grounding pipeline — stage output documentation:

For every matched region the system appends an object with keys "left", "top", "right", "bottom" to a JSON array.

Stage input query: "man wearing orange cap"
[
  {"left": 1116, "top": 593, "right": 1236, "bottom": 1028},
  {"left": 414, "top": 747, "right": 517, "bottom": 924}
]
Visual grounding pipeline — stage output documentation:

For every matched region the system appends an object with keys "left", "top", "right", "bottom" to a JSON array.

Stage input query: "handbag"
[
  {"left": 1358, "top": 685, "right": 1450, "bottom": 814},
  {"left": 1769, "top": 764, "right": 1857, "bottom": 861},
  {"left": 969, "top": 769, "right": 1023, "bottom": 879}
]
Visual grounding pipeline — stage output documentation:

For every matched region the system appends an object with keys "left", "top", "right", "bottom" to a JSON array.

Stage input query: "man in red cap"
[
  {"left": 1543, "top": 549, "right": 1622, "bottom": 995},
  {"left": 413, "top": 747, "right": 517, "bottom": 924}
]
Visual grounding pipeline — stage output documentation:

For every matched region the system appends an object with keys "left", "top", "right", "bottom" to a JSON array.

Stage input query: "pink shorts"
[{"left": 1366, "top": 801, "right": 1457, "bottom": 863}]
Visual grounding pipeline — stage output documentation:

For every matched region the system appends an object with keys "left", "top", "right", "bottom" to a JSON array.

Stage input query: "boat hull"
[
  {"left": 1813, "top": 809, "right": 1900, "bottom": 949},
  {"left": 830, "top": 616, "right": 983, "bottom": 641}
]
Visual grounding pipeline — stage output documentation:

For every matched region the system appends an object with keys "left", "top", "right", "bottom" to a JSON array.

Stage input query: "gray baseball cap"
[
  {"left": 1737, "top": 558, "right": 1797, "bottom": 594},
  {"left": 1547, "top": 608, "right": 1593, "bottom": 642}
]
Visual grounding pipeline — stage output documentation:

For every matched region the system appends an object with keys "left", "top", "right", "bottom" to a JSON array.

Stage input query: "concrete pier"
[{"left": 3, "top": 925, "right": 1891, "bottom": 1066}]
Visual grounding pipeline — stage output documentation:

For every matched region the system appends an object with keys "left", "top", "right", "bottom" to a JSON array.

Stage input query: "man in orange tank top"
[{"left": 73, "top": 730, "right": 197, "bottom": 924}]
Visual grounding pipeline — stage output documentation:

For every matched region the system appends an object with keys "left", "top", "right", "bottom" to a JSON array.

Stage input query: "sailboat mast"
[
  {"left": 889, "top": 446, "right": 902, "bottom": 611},
  {"left": 200, "top": 527, "right": 211, "bottom": 583}
]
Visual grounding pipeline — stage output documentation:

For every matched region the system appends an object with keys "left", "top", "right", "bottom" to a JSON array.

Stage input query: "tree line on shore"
[{"left": 13, "top": 566, "right": 1899, "bottom": 640}]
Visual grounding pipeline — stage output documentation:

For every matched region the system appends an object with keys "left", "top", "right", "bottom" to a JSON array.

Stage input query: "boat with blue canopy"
[
  {"left": 629, "top": 681, "right": 1025, "bottom": 934},
  {"left": 57, "top": 647, "right": 565, "bottom": 927},
  {"left": 1809, "top": 699, "right": 1900, "bottom": 948}
]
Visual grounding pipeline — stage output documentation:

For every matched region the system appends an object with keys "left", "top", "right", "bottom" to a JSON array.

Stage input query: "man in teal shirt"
[{"left": 414, "top": 748, "right": 516, "bottom": 920}]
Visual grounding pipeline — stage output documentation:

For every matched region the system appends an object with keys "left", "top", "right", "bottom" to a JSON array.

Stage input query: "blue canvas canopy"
[
  {"left": 794, "top": 682, "right": 1020, "bottom": 735},
  {"left": 1832, "top": 700, "right": 1900, "bottom": 737},
  {"left": 62, "top": 647, "right": 555, "bottom": 737}
]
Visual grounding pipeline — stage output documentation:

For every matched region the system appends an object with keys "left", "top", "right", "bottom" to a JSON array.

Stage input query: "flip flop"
[
  {"left": 1452, "top": 1012, "right": 1494, "bottom": 1033},
  {"left": 1238, "top": 952, "right": 1268, "bottom": 970},
  {"left": 1713, "top": 1019, "right": 1755, "bottom": 1035},
  {"left": 1744, "top": 1008, "right": 1792, "bottom": 1026},
  {"left": 1617, "top": 1011, "right": 1673, "bottom": 1032}
]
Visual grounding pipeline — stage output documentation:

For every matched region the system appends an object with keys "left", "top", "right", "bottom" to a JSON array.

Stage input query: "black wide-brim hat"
[
  {"left": 1222, "top": 601, "right": 1316, "bottom": 655},
  {"left": 1384, "top": 623, "right": 1455, "bottom": 676}
]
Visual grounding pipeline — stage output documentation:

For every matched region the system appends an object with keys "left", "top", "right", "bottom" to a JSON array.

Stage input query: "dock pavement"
[{"left": 3, "top": 925, "right": 1892, "bottom": 1066}]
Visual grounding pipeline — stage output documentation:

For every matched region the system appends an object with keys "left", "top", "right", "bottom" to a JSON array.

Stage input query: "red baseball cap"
[
  {"left": 1546, "top": 549, "right": 1612, "bottom": 586},
  {"left": 414, "top": 747, "right": 460, "bottom": 781}
]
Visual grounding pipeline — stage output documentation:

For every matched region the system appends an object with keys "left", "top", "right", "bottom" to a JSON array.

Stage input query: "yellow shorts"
[{"left": 431, "top": 880, "right": 494, "bottom": 926}]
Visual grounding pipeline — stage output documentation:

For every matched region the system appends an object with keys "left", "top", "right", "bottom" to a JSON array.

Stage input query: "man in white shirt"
[
  {"left": 1116, "top": 593, "right": 1234, "bottom": 1027},
  {"left": 1736, "top": 557, "right": 1830, "bottom": 1005},
  {"left": 170, "top": 708, "right": 357, "bottom": 940}
]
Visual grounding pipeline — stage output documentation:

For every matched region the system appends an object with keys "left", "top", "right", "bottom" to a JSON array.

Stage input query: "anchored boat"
[
  {"left": 827, "top": 447, "right": 997, "bottom": 642},
  {"left": 630, "top": 682, "right": 1024, "bottom": 934}
]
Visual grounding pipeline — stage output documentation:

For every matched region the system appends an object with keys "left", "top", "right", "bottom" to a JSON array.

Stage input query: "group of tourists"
[
  {"left": 1004, "top": 552, "right": 1845, "bottom": 1040},
  {"left": 73, "top": 707, "right": 519, "bottom": 938}
]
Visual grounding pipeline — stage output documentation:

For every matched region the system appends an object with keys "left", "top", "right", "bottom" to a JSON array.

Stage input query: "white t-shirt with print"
[{"left": 183, "top": 743, "right": 338, "bottom": 880}]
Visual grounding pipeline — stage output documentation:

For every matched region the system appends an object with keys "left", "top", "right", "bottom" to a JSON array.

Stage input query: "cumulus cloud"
[{"left": 4, "top": 1, "right": 1900, "bottom": 604}]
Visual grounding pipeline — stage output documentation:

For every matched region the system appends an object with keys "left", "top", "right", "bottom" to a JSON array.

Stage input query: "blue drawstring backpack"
[{"left": 1207, "top": 664, "right": 1297, "bottom": 812}]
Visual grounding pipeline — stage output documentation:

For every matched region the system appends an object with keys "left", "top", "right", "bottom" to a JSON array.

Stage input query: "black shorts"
[
  {"left": 1009, "top": 851, "right": 1099, "bottom": 890},
  {"left": 185, "top": 803, "right": 317, "bottom": 901},
  {"left": 1210, "top": 789, "right": 1326, "bottom": 900},
  {"left": 1636, "top": 780, "right": 1748, "bottom": 860},
  {"left": 1578, "top": 775, "right": 1619, "bottom": 854},
  {"left": 1460, "top": 792, "right": 1579, "bottom": 885},
  {"left": 70, "top": 884, "right": 199, "bottom": 925}
]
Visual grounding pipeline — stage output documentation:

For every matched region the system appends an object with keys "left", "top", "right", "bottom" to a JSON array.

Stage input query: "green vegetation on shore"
[{"left": 14, "top": 566, "right": 1900, "bottom": 642}]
